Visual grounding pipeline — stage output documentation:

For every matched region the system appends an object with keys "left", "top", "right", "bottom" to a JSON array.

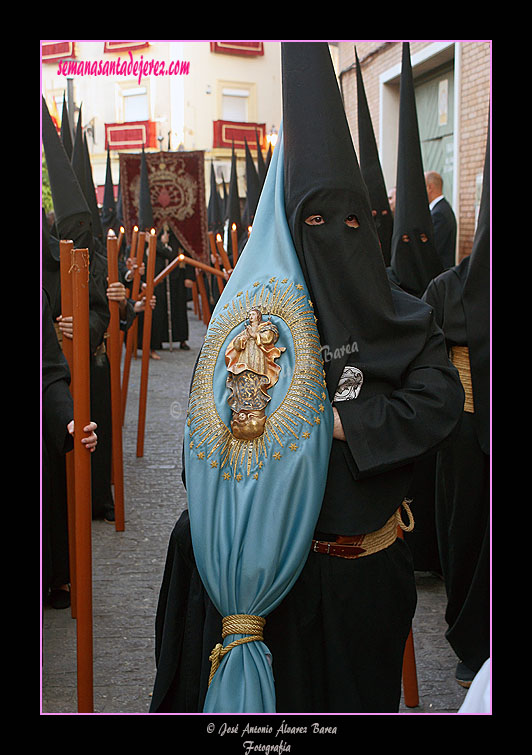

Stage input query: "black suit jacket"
[{"left": 431, "top": 197, "right": 457, "bottom": 270}]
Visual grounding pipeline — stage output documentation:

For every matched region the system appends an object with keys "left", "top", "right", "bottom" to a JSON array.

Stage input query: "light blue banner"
[{"left": 185, "top": 129, "right": 333, "bottom": 712}]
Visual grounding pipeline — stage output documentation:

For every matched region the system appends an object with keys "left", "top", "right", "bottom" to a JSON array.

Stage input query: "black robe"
[
  {"left": 42, "top": 291, "right": 74, "bottom": 596},
  {"left": 423, "top": 259, "right": 490, "bottom": 673},
  {"left": 150, "top": 290, "right": 464, "bottom": 713},
  {"left": 87, "top": 250, "right": 115, "bottom": 520},
  {"left": 138, "top": 233, "right": 193, "bottom": 350}
]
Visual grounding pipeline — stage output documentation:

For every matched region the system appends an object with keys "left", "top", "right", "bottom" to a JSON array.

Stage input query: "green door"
[{"left": 415, "top": 63, "right": 455, "bottom": 205}]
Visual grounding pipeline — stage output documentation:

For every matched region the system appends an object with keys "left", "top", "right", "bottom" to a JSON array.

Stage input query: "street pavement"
[{"left": 41, "top": 309, "right": 471, "bottom": 717}]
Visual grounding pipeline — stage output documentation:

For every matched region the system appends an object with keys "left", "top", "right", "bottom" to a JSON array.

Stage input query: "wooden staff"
[
  {"left": 59, "top": 239, "right": 77, "bottom": 619},
  {"left": 70, "top": 246, "right": 94, "bottom": 713},
  {"left": 130, "top": 225, "right": 139, "bottom": 261},
  {"left": 208, "top": 231, "right": 225, "bottom": 295},
  {"left": 191, "top": 280, "right": 200, "bottom": 318},
  {"left": 397, "top": 524, "right": 419, "bottom": 707},
  {"left": 153, "top": 253, "right": 225, "bottom": 289},
  {"left": 117, "top": 226, "right": 125, "bottom": 255},
  {"left": 136, "top": 229, "right": 157, "bottom": 458},
  {"left": 106, "top": 235, "right": 125, "bottom": 532},
  {"left": 195, "top": 270, "right": 211, "bottom": 326},
  {"left": 231, "top": 222, "right": 239, "bottom": 265},
  {"left": 215, "top": 233, "right": 232, "bottom": 273},
  {"left": 121, "top": 230, "right": 145, "bottom": 424}
]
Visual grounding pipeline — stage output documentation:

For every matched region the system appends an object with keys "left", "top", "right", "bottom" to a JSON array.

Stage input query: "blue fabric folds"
[{"left": 184, "top": 129, "right": 333, "bottom": 712}]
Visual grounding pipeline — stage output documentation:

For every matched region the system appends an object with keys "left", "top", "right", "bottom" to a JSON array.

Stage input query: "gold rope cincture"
[
  {"left": 450, "top": 345, "right": 475, "bottom": 413},
  {"left": 396, "top": 498, "right": 415, "bottom": 532},
  {"left": 208, "top": 613, "right": 266, "bottom": 687}
]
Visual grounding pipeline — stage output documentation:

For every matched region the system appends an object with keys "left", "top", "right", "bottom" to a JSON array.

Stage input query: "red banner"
[
  {"left": 119, "top": 150, "right": 209, "bottom": 263},
  {"left": 213, "top": 120, "right": 266, "bottom": 150},
  {"left": 210, "top": 42, "right": 264, "bottom": 57},
  {"left": 42, "top": 41, "right": 75, "bottom": 63},
  {"left": 104, "top": 41, "right": 150, "bottom": 53},
  {"left": 105, "top": 121, "right": 157, "bottom": 151}
]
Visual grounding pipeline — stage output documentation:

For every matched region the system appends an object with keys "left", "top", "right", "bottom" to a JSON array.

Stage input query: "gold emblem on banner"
[
  {"left": 131, "top": 156, "right": 198, "bottom": 223},
  {"left": 187, "top": 279, "right": 326, "bottom": 478}
]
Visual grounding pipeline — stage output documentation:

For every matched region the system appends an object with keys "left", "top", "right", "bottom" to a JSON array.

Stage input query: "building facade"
[
  {"left": 41, "top": 40, "right": 283, "bottom": 209},
  {"left": 337, "top": 40, "right": 491, "bottom": 263},
  {"left": 42, "top": 40, "right": 490, "bottom": 264}
]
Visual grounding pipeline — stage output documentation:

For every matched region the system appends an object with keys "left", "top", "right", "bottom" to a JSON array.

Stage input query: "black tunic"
[
  {"left": 425, "top": 257, "right": 490, "bottom": 671},
  {"left": 423, "top": 260, "right": 490, "bottom": 673},
  {"left": 150, "top": 42, "right": 465, "bottom": 714},
  {"left": 42, "top": 292, "right": 74, "bottom": 596},
  {"left": 150, "top": 289, "right": 464, "bottom": 713},
  {"left": 138, "top": 233, "right": 193, "bottom": 350}
]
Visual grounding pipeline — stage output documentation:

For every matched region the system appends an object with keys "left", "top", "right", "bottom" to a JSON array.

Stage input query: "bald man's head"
[{"left": 425, "top": 171, "right": 443, "bottom": 203}]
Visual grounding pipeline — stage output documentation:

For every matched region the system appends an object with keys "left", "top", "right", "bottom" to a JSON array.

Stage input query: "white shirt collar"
[{"left": 429, "top": 194, "right": 444, "bottom": 211}]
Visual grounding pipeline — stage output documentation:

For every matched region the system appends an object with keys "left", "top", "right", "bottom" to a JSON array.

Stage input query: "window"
[
  {"left": 222, "top": 88, "right": 249, "bottom": 123},
  {"left": 123, "top": 87, "right": 149, "bottom": 122}
]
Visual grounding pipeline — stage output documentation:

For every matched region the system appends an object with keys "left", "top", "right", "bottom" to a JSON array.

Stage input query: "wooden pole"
[
  {"left": 106, "top": 235, "right": 125, "bottom": 532},
  {"left": 153, "top": 253, "right": 225, "bottom": 289},
  {"left": 59, "top": 239, "right": 77, "bottom": 619},
  {"left": 121, "top": 230, "right": 145, "bottom": 424},
  {"left": 402, "top": 628, "right": 419, "bottom": 708},
  {"left": 208, "top": 232, "right": 225, "bottom": 295},
  {"left": 397, "top": 525, "right": 419, "bottom": 708},
  {"left": 117, "top": 226, "right": 124, "bottom": 255},
  {"left": 133, "top": 232, "right": 145, "bottom": 361},
  {"left": 215, "top": 233, "right": 233, "bottom": 273},
  {"left": 136, "top": 229, "right": 157, "bottom": 458},
  {"left": 195, "top": 271, "right": 211, "bottom": 326},
  {"left": 231, "top": 222, "right": 239, "bottom": 265},
  {"left": 70, "top": 246, "right": 94, "bottom": 713},
  {"left": 191, "top": 280, "right": 200, "bottom": 318}
]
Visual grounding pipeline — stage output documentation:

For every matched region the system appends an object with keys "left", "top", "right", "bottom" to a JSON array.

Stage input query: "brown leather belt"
[
  {"left": 450, "top": 345, "right": 475, "bottom": 413},
  {"left": 311, "top": 500, "right": 414, "bottom": 560}
]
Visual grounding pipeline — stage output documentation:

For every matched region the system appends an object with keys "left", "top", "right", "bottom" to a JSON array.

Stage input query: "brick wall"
[
  {"left": 457, "top": 42, "right": 491, "bottom": 260},
  {"left": 338, "top": 41, "right": 491, "bottom": 263}
]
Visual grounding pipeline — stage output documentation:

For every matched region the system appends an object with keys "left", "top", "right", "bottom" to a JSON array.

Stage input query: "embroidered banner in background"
[{"left": 119, "top": 150, "right": 209, "bottom": 263}]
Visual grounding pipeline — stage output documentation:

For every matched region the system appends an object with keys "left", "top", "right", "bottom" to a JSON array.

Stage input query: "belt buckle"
[{"left": 313, "top": 540, "right": 330, "bottom": 554}]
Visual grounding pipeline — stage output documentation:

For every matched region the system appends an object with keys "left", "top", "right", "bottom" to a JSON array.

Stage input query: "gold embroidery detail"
[{"left": 188, "top": 279, "right": 327, "bottom": 477}]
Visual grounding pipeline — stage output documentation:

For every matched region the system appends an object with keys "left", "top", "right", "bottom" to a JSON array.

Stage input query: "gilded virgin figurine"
[{"left": 225, "top": 307, "right": 285, "bottom": 439}]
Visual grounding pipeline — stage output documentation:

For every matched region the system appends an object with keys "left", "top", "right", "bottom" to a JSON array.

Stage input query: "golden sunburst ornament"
[{"left": 187, "top": 279, "right": 327, "bottom": 478}]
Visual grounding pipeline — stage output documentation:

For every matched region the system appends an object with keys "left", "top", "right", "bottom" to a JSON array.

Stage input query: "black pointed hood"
[
  {"left": 255, "top": 128, "right": 266, "bottom": 185},
  {"left": 83, "top": 132, "right": 104, "bottom": 241},
  {"left": 138, "top": 145, "right": 154, "bottom": 232},
  {"left": 101, "top": 148, "right": 117, "bottom": 237},
  {"left": 71, "top": 104, "right": 87, "bottom": 199},
  {"left": 265, "top": 142, "right": 272, "bottom": 173},
  {"left": 221, "top": 175, "right": 228, "bottom": 221},
  {"left": 463, "top": 121, "right": 490, "bottom": 454},
  {"left": 42, "top": 207, "right": 61, "bottom": 310},
  {"left": 116, "top": 163, "right": 124, "bottom": 229},
  {"left": 60, "top": 94, "right": 73, "bottom": 160},
  {"left": 226, "top": 141, "right": 243, "bottom": 256},
  {"left": 281, "top": 41, "right": 439, "bottom": 403},
  {"left": 389, "top": 43, "right": 443, "bottom": 297},
  {"left": 208, "top": 162, "right": 224, "bottom": 235},
  {"left": 242, "top": 139, "right": 261, "bottom": 227},
  {"left": 41, "top": 96, "right": 93, "bottom": 252},
  {"left": 355, "top": 47, "right": 393, "bottom": 266}
]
